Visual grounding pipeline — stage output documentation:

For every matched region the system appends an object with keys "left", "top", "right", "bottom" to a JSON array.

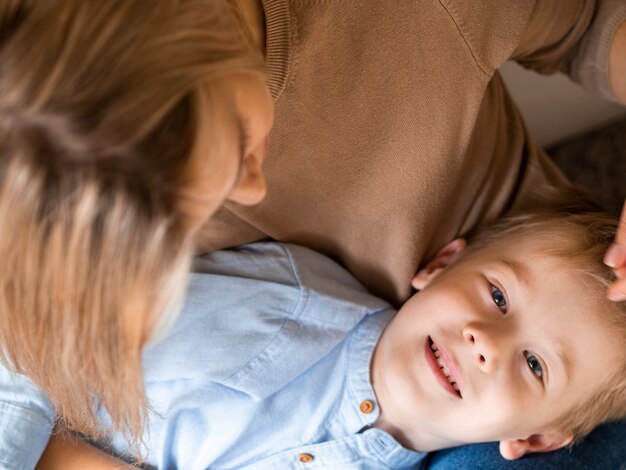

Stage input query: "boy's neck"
[{"left": 372, "top": 413, "right": 462, "bottom": 453}]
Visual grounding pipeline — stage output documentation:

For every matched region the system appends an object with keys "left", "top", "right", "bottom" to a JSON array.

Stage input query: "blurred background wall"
[{"left": 500, "top": 61, "right": 626, "bottom": 147}]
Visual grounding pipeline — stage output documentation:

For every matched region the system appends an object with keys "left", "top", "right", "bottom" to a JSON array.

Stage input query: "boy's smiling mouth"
[{"left": 426, "top": 337, "right": 463, "bottom": 398}]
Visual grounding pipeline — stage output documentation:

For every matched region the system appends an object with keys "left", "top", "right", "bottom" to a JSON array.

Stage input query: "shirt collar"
[{"left": 345, "top": 309, "right": 427, "bottom": 467}]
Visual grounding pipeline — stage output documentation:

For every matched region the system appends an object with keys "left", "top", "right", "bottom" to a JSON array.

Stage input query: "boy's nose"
[{"left": 462, "top": 323, "right": 503, "bottom": 373}]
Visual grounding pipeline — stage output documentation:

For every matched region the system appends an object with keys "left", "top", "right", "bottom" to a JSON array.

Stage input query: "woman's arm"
[
  {"left": 606, "top": 18, "right": 626, "bottom": 297},
  {"left": 606, "top": 199, "right": 626, "bottom": 301},
  {"left": 37, "top": 433, "right": 133, "bottom": 470},
  {"left": 603, "top": 19, "right": 626, "bottom": 300}
]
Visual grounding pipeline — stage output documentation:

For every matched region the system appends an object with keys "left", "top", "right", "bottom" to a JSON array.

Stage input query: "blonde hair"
[
  {"left": 0, "top": 0, "right": 264, "bottom": 450},
  {"left": 468, "top": 199, "right": 626, "bottom": 442}
]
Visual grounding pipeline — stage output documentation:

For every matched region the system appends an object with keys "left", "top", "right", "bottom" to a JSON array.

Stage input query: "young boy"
[{"left": 2, "top": 209, "right": 626, "bottom": 469}]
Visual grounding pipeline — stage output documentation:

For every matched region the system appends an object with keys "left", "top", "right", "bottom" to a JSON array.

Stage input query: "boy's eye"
[
  {"left": 524, "top": 351, "right": 543, "bottom": 381},
  {"left": 490, "top": 285, "right": 507, "bottom": 313}
]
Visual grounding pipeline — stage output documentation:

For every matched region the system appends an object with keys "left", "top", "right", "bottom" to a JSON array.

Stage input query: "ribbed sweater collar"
[{"left": 262, "top": 0, "right": 290, "bottom": 100}]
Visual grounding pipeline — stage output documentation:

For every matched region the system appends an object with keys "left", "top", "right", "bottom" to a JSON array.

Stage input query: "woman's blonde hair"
[{"left": 0, "top": 0, "right": 264, "bottom": 450}]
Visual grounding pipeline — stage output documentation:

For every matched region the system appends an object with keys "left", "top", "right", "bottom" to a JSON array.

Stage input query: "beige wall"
[{"left": 500, "top": 61, "right": 626, "bottom": 147}]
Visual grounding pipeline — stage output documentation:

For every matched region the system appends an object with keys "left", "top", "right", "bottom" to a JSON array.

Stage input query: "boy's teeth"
[
  {"left": 433, "top": 345, "right": 457, "bottom": 388},
  {"left": 436, "top": 356, "right": 449, "bottom": 375}
]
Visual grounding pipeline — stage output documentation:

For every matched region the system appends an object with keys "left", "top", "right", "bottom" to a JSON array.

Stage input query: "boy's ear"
[
  {"left": 499, "top": 432, "right": 574, "bottom": 460},
  {"left": 411, "top": 238, "right": 467, "bottom": 290}
]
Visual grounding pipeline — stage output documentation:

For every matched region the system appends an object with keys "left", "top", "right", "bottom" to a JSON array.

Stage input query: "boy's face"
[{"left": 371, "top": 235, "right": 621, "bottom": 458}]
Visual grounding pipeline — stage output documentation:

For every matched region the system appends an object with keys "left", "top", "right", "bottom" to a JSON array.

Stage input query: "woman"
[
  {"left": 0, "top": 0, "right": 625, "bottom": 466},
  {"left": 0, "top": 0, "right": 272, "bottom": 447}
]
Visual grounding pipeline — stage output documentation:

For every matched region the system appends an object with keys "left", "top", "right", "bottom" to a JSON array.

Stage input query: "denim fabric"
[{"left": 425, "top": 421, "right": 626, "bottom": 469}]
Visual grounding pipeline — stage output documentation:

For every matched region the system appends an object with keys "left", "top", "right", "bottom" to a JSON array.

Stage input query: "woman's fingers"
[
  {"left": 607, "top": 276, "right": 626, "bottom": 302},
  {"left": 605, "top": 243, "right": 626, "bottom": 270},
  {"left": 605, "top": 199, "right": 626, "bottom": 301}
]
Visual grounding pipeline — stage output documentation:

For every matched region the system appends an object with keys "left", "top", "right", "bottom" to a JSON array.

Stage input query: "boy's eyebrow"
[
  {"left": 553, "top": 341, "right": 572, "bottom": 386},
  {"left": 497, "top": 258, "right": 532, "bottom": 292}
]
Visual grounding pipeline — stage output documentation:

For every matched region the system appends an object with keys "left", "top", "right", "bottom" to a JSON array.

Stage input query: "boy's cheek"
[{"left": 463, "top": 388, "right": 528, "bottom": 438}]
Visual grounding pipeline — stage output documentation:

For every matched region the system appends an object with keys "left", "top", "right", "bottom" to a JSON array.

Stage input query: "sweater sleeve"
[
  {"left": 440, "top": 0, "right": 626, "bottom": 101},
  {"left": 439, "top": 0, "right": 593, "bottom": 75},
  {"left": 566, "top": 0, "right": 626, "bottom": 102},
  {"left": 509, "top": 0, "right": 597, "bottom": 74}
]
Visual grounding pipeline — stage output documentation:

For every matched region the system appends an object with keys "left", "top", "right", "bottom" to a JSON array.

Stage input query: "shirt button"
[
  {"left": 298, "top": 453, "right": 314, "bottom": 463},
  {"left": 360, "top": 399, "right": 375, "bottom": 414}
]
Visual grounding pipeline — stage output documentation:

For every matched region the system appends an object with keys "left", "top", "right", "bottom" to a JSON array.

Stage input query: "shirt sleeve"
[{"left": 0, "top": 362, "right": 55, "bottom": 470}]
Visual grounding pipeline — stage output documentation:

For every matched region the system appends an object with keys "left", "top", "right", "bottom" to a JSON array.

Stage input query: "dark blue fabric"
[{"left": 424, "top": 420, "right": 626, "bottom": 469}]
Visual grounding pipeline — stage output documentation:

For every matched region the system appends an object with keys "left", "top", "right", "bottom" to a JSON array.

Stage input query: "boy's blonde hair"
[
  {"left": 0, "top": 0, "right": 264, "bottom": 450},
  {"left": 468, "top": 200, "right": 626, "bottom": 442}
]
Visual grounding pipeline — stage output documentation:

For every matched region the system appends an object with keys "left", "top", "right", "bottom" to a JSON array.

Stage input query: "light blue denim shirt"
[{"left": 0, "top": 243, "right": 426, "bottom": 469}]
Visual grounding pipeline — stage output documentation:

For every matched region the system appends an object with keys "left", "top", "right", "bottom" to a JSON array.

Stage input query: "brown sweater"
[{"left": 197, "top": 0, "right": 626, "bottom": 305}]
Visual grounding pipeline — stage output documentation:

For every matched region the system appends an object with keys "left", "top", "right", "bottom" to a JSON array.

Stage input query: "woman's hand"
[
  {"left": 605, "top": 199, "right": 626, "bottom": 301},
  {"left": 36, "top": 432, "right": 133, "bottom": 470}
]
